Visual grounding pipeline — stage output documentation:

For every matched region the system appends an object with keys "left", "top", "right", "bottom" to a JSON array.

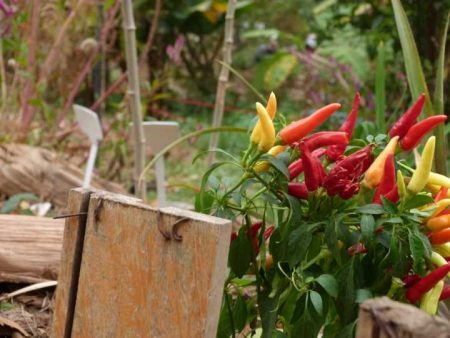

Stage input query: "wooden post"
[
  {"left": 52, "top": 189, "right": 231, "bottom": 337},
  {"left": 52, "top": 188, "right": 92, "bottom": 338},
  {"left": 356, "top": 297, "right": 450, "bottom": 338}
]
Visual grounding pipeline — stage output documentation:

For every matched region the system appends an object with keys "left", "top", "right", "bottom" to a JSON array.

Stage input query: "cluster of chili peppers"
[{"left": 243, "top": 91, "right": 450, "bottom": 316}]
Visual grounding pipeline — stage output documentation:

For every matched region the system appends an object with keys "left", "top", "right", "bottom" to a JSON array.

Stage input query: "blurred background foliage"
[{"left": 0, "top": 0, "right": 448, "bottom": 203}]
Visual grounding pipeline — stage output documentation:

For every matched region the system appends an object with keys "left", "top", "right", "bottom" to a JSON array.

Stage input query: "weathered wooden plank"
[
  {"left": 356, "top": 297, "right": 450, "bottom": 338},
  {"left": 51, "top": 188, "right": 92, "bottom": 338},
  {"left": 0, "top": 214, "right": 64, "bottom": 283},
  {"left": 70, "top": 192, "right": 231, "bottom": 338}
]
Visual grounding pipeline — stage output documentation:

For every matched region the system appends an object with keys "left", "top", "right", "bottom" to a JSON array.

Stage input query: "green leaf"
[
  {"left": 259, "top": 290, "right": 279, "bottom": 338},
  {"left": 287, "top": 227, "right": 312, "bottom": 268},
  {"left": 233, "top": 295, "right": 248, "bottom": 332},
  {"left": 355, "top": 289, "right": 373, "bottom": 304},
  {"left": 391, "top": 0, "right": 432, "bottom": 114},
  {"left": 433, "top": 14, "right": 449, "bottom": 175},
  {"left": 309, "top": 291, "right": 323, "bottom": 315},
  {"left": 1, "top": 193, "right": 39, "bottom": 214},
  {"left": 255, "top": 53, "right": 297, "bottom": 90},
  {"left": 194, "top": 189, "right": 214, "bottom": 213},
  {"left": 357, "top": 204, "right": 384, "bottom": 215},
  {"left": 375, "top": 41, "right": 386, "bottom": 132},
  {"left": 361, "top": 214, "right": 375, "bottom": 243},
  {"left": 381, "top": 196, "right": 398, "bottom": 214},
  {"left": 316, "top": 274, "right": 338, "bottom": 298},
  {"left": 266, "top": 156, "right": 289, "bottom": 178},
  {"left": 228, "top": 229, "right": 252, "bottom": 277},
  {"left": 408, "top": 230, "right": 426, "bottom": 275},
  {"left": 404, "top": 194, "right": 434, "bottom": 210}
]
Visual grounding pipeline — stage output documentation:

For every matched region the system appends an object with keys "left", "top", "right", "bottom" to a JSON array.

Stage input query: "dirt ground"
[{"left": 0, "top": 283, "right": 54, "bottom": 338}]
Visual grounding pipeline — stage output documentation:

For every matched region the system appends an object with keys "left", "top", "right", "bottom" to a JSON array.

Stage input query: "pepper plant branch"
[
  {"left": 138, "top": 0, "right": 162, "bottom": 72},
  {"left": 208, "top": 0, "right": 237, "bottom": 165}
]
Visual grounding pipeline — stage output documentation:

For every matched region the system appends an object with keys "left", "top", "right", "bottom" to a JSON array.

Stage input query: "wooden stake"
[
  {"left": 121, "top": 0, "right": 147, "bottom": 199},
  {"left": 208, "top": 0, "right": 237, "bottom": 165}
]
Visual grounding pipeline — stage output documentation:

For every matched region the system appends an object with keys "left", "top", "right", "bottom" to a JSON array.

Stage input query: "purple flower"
[{"left": 166, "top": 35, "right": 185, "bottom": 65}]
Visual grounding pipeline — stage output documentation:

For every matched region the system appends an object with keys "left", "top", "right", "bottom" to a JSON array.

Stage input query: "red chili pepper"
[
  {"left": 323, "top": 145, "right": 373, "bottom": 199},
  {"left": 302, "top": 131, "right": 349, "bottom": 151},
  {"left": 438, "top": 209, "right": 450, "bottom": 217},
  {"left": 389, "top": 93, "right": 426, "bottom": 139},
  {"left": 327, "top": 92, "right": 360, "bottom": 161},
  {"left": 439, "top": 284, "right": 450, "bottom": 300},
  {"left": 400, "top": 115, "right": 448, "bottom": 150},
  {"left": 230, "top": 232, "right": 238, "bottom": 242},
  {"left": 373, "top": 154, "right": 396, "bottom": 204},
  {"left": 429, "top": 228, "right": 450, "bottom": 245},
  {"left": 347, "top": 243, "right": 367, "bottom": 256},
  {"left": 403, "top": 274, "right": 421, "bottom": 288},
  {"left": 264, "top": 225, "right": 275, "bottom": 240},
  {"left": 288, "top": 148, "right": 326, "bottom": 181},
  {"left": 435, "top": 187, "right": 449, "bottom": 202},
  {"left": 288, "top": 182, "right": 309, "bottom": 200},
  {"left": 299, "top": 142, "right": 325, "bottom": 191},
  {"left": 406, "top": 264, "right": 450, "bottom": 303},
  {"left": 279, "top": 103, "right": 341, "bottom": 145}
]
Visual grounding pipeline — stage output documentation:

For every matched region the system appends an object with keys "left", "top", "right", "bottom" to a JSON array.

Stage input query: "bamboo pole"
[
  {"left": 207, "top": 0, "right": 237, "bottom": 165},
  {"left": 121, "top": 0, "right": 146, "bottom": 199}
]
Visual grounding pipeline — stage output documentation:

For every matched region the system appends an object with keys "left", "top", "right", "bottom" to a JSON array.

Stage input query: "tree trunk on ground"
[
  {"left": 0, "top": 143, "right": 126, "bottom": 209},
  {"left": 0, "top": 215, "right": 64, "bottom": 283}
]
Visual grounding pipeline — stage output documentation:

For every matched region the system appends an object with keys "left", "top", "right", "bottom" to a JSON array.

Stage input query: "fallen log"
[
  {"left": 0, "top": 214, "right": 64, "bottom": 284},
  {"left": 0, "top": 143, "right": 126, "bottom": 208}
]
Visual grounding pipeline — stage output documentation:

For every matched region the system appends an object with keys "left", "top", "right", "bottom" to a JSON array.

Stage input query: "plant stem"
[
  {"left": 121, "top": 0, "right": 146, "bottom": 199},
  {"left": 224, "top": 291, "right": 236, "bottom": 338},
  {"left": 252, "top": 171, "right": 284, "bottom": 202},
  {"left": 208, "top": 0, "right": 238, "bottom": 165},
  {"left": 138, "top": 126, "right": 247, "bottom": 196}
]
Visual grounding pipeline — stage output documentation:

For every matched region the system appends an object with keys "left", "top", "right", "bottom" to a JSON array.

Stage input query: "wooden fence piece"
[
  {"left": 356, "top": 297, "right": 450, "bottom": 338},
  {"left": 51, "top": 188, "right": 92, "bottom": 338},
  {"left": 0, "top": 214, "right": 64, "bottom": 283},
  {"left": 53, "top": 190, "right": 231, "bottom": 338}
]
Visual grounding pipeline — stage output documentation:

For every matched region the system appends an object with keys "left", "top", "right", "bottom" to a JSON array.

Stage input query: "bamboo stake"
[
  {"left": 207, "top": 0, "right": 237, "bottom": 165},
  {"left": 121, "top": 0, "right": 146, "bottom": 199}
]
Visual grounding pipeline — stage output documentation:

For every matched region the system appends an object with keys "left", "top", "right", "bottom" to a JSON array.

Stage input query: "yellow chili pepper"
[
  {"left": 427, "top": 172, "right": 450, "bottom": 189},
  {"left": 251, "top": 102, "right": 276, "bottom": 152},
  {"left": 433, "top": 243, "right": 450, "bottom": 257},
  {"left": 427, "top": 214, "right": 450, "bottom": 232},
  {"left": 362, "top": 136, "right": 399, "bottom": 189},
  {"left": 251, "top": 92, "right": 277, "bottom": 144},
  {"left": 408, "top": 136, "right": 435, "bottom": 193},
  {"left": 421, "top": 199, "right": 450, "bottom": 219},
  {"left": 420, "top": 280, "right": 444, "bottom": 315},
  {"left": 253, "top": 145, "right": 287, "bottom": 172}
]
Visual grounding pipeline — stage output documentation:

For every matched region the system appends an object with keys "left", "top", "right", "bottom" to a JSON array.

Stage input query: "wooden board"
[
  {"left": 51, "top": 188, "right": 92, "bottom": 338},
  {"left": 356, "top": 297, "right": 450, "bottom": 338},
  {"left": 0, "top": 214, "right": 64, "bottom": 283},
  {"left": 69, "top": 191, "right": 231, "bottom": 338}
]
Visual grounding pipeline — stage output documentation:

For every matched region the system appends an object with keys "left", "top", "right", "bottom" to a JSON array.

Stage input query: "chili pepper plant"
[{"left": 195, "top": 92, "right": 450, "bottom": 337}]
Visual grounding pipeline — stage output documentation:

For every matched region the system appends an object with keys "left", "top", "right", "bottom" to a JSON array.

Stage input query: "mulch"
[{"left": 0, "top": 283, "right": 54, "bottom": 338}]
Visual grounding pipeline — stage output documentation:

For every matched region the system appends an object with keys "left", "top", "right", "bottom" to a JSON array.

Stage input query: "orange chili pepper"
[
  {"left": 278, "top": 103, "right": 341, "bottom": 145},
  {"left": 429, "top": 228, "right": 450, "bottom": 245},
  {"left": 427, "top": 214, "right": 450, "bottom": 232}
]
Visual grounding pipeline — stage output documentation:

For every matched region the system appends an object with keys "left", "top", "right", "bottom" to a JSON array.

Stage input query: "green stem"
[
  {"left": 138, "top": 126, "right": 247, "bottom": 195},
  {"left": 224, "top": 291, "right": 236, "bottom": 338},
  {"left": 216, "top": 60, "right": 266, "bottom": 103},
  {"left": 252, "top": 171, "right": 284, "bottom": 202},
  {"left": 221, "top": 173, "right": 250, "bottom": 202}
]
